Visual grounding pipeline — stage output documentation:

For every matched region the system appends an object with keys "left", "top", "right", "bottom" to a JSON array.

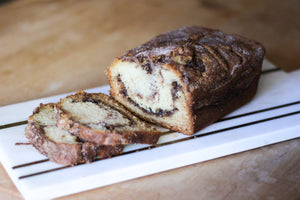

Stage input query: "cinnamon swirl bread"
[
  {"left": 25, "top": 103, "right": 122, "bottom": 165},
  {"left": 107, "top": 26, "right": 265, "bottom": 135},
  {"left": 55, "top": 91, "right": 161, "bottom": 145}
]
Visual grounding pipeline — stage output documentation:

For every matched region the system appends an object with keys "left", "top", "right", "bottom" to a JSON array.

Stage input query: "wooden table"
[{"left": 0, "top": 0, "right": 299, "bottom": 199}]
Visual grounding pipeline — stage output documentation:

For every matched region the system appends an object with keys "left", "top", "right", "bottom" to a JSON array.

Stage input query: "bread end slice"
[{"left": 25, "top": 103, "right": 122, "bottom": 165}]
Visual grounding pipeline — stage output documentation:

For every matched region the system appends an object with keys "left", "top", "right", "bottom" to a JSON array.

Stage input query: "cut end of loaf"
[
  {"left": 107, "top": 59, "right": 193, "bottom": 134},
  {"left": 107, "top": 26, "right": 265, "bottom": 135}
]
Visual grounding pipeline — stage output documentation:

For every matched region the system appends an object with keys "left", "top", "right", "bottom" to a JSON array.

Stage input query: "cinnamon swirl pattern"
[
  {"left": 55, "top": 91, "right": 161, "bottom": 145},
  {"left": 107, "top": 26, "right": 265, "bottom": 135}
]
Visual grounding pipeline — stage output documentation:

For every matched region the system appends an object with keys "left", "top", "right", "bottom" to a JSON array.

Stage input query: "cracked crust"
[
  {"left": 120, "top": 26, "right": 264, "bottom": 92},
  {"left": 55, "top": 91, "right": 161, "bottom": 145},
  {"left": 25, "top": 103, "right": 123, "bottom": 165},
  {"left": 107, "top": 26, "right": 265, "bottom": 135}
]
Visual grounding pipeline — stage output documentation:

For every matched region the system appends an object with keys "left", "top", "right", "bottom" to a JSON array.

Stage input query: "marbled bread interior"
[
  {"left": 55, "top": 91, "right": 161, "bottom": 145},
  {"left": 107, "top": 26, "right": 265, "bottom": 135},
  {"left": 25, "top": 103, "right": 123, "bottom": 165}
]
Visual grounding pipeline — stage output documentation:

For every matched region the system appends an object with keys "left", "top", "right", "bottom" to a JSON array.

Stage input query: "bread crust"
[
  {"left": 107, "top": 26, "right": 265, "bottom": 135},
  {"left": 25, "top": 103, "right": 122, "bottom": 165},
  {"left": 55, "top": 91, "right": 161, "bottom": 145}
]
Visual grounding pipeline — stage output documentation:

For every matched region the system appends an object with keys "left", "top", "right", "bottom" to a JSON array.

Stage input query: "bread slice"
[
  {"left": 25, "top": 103, "right": 122, "bottom": 165},
  {"left": 106, "top": 26, "right": 265, "bottom": 135},
  {"left": 54, "top": 91, "right": 161, "bottom": 145}
]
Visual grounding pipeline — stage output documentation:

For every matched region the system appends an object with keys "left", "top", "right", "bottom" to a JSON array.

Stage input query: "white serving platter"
[{"left": 0, "top": 60, "right": 299, "bottom": 200}]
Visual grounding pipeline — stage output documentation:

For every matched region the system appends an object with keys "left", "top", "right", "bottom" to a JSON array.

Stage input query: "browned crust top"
[{"left": 119, "top": 26, "right": 265, "bottom": 93}]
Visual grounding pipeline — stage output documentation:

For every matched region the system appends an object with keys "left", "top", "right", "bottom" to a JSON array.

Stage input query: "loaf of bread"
[
  {"left": 55, "top": 91, "right": 161, "bottom": 145},
  {"left": 107, "top": 26, "right": 265, "bottom": 135},
  {"left": 25, "top": 103, "right": 123, "bottom": 165}
]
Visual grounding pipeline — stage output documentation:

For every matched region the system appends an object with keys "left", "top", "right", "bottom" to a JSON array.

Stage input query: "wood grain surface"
[{"left": 0, "top": 0, "right": 299, "bottom": 199}]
